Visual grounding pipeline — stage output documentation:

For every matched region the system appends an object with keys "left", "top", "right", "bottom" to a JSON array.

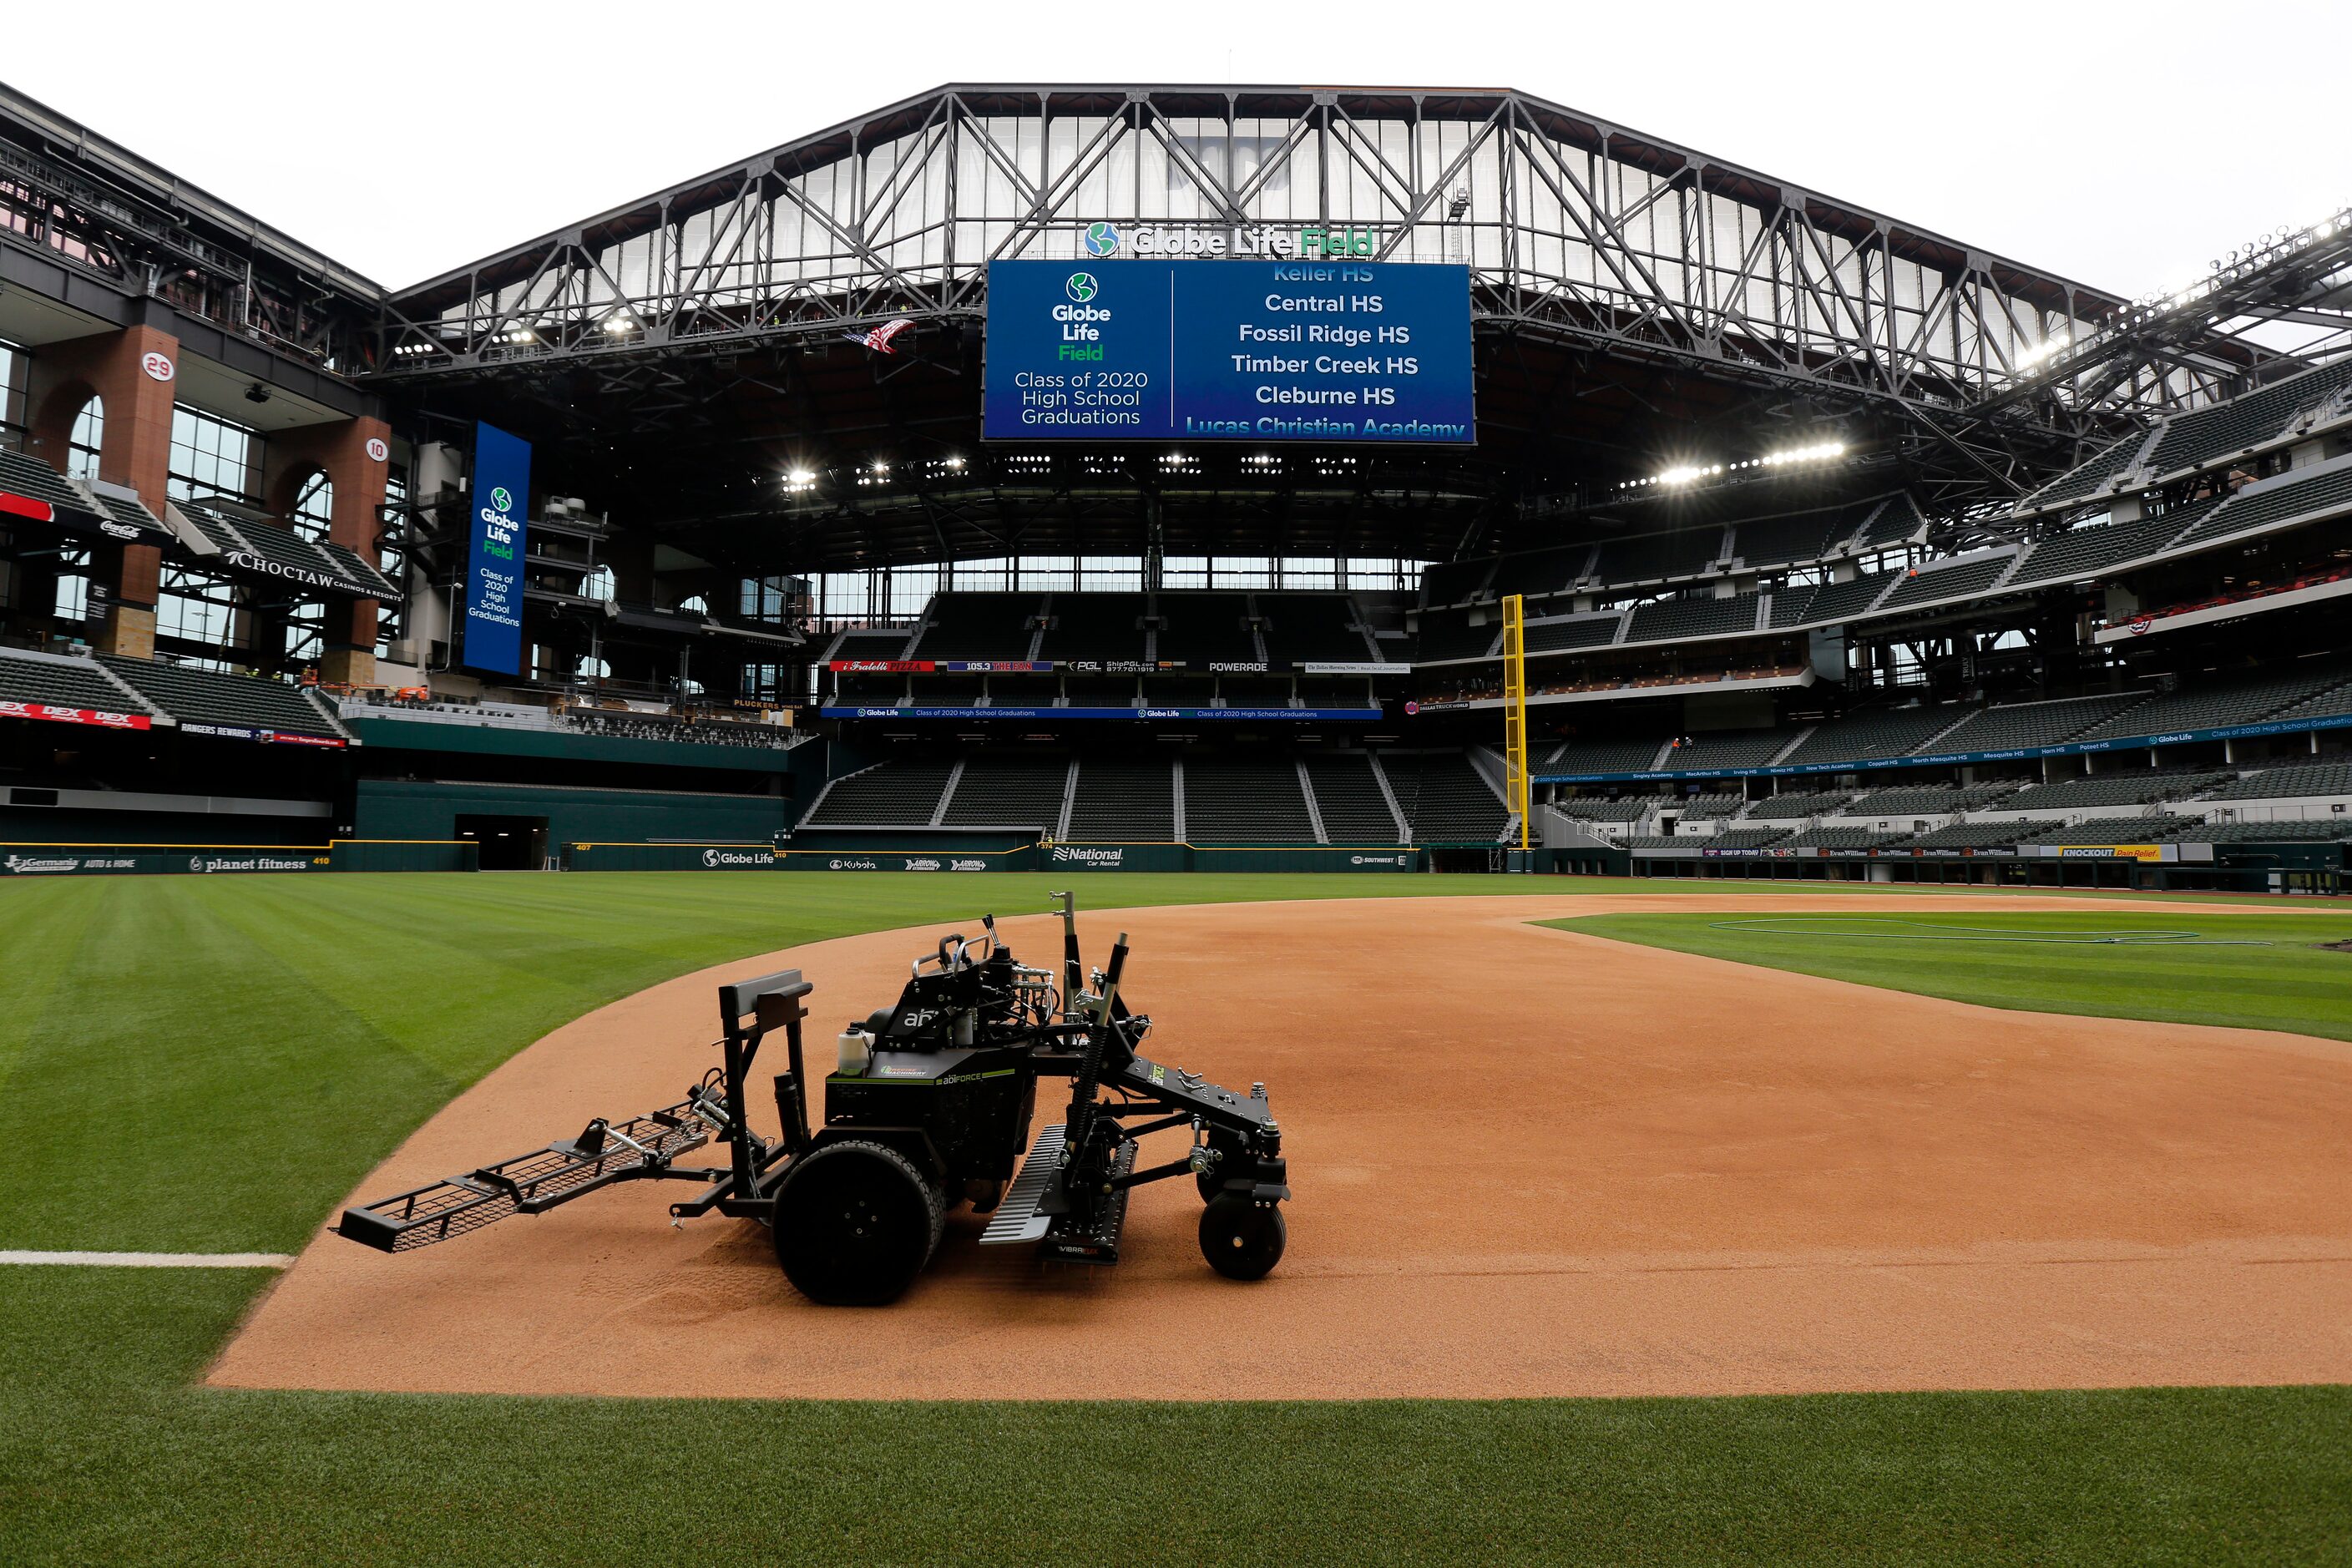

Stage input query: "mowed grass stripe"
[
  {"left": 1549, "top": 908, "right": 2352, "bottom": 1040},
  {"left": 0, "top": 877, "right": 2345, "bottom": 1565},
  {"left": 1, "top": 1267, "right": 2344, "bottom": 1567},
  {"left": 0, "top": 874, "right": 2329, "bottom": 1256},
  {"left": 0, "top": 872, "right": 1604, "bottom": 1255},
  {"left": 0, "top": 882, "right": 458, "bottom": 1253},
  {"left": 0, "top": 878, "right": 96, "bottom": 1103}
]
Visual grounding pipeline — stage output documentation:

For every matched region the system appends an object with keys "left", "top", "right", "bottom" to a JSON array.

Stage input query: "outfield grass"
[
  {"left": 1550, "top": 908, "right": 2352, "bottom": 1040},
  {"left": 0, "top": 871, "right": 1590, "bottom": 1254},
  {"left": 1, "top": 873, "right": 2346, "bottom": 1565},
  {"left": 2, "top": 1264, "right": 2344, "bottom": 1567}
]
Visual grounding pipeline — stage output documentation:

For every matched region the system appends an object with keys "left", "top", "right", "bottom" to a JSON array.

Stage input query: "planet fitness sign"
[
  {"left": 982, "top": 258, "right": 1473, "bottom": 444},
  {"left": 464, "top": 422, "right": 530, "bottom": 675}
]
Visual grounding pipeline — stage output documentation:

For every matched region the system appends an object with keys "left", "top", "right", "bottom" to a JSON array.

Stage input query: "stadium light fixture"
[
  {"left": 1620, "top": 440, "right": 1844, "bottom": 491},
  {"left": 944, "top": 456, "right": 964, "bottom": 470},
  {"left": 1759, "top": 441, "right": 1847, "bottom": 466},
  {"left": 602, "top": 313, "right": 635, "bottom": 334},
  {"left": 2013, "top": 332, "right": 2071, "bottom": 373}
]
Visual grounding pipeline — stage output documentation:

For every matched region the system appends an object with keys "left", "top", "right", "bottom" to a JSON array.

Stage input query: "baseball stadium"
[{"left": 1, "top": 73, "right": 2348, "bottom": 1565}]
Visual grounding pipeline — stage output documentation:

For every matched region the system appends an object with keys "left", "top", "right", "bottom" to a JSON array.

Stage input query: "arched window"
[
  {"left": 676, "top": 594, "right": 709, "bottom": 615},
  {"left": 577, "top": 655, "right": 611, "bottom": 679},
  {"left": 582, "top": 565, "right": 615, "bottom": 602},
  {"left": 67, "top": 397, "right": 104, "bottom": 481},
  {"left": 291, "top": 473, "right": 334, "bottom": 540},
  {"left": 53, "top": 549, "right": 89, "bottom": 620}
]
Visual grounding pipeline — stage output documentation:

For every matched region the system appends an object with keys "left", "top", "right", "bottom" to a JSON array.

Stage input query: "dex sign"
[{"left": 463, "top": 422, "right": 529, "bottom": 675}]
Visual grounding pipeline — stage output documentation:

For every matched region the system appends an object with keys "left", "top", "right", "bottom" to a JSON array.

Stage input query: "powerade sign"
[
  {"left": 982, "top": 257, "right": 1473, "bottom": 444},
  {"left": 464, "top": 422, "right": 530, "bottom": 675}
]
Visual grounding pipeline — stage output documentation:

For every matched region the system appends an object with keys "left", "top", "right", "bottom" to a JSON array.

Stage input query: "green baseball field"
[{"left": 2, "top": 873, "right": 2346, "bottom": 1565}]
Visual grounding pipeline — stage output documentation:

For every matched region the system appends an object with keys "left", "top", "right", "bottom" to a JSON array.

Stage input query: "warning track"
[{"left": 210, "top": 893, "right": 2352, "bottom": 1401}]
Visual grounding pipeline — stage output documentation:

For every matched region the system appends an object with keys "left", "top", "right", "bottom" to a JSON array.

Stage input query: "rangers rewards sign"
[
  {"left": 983, "top": 257, "right": 1473, "bottom": 444},
  {"left": 464, "top": 421, "right": 531, "bottom": 675}
]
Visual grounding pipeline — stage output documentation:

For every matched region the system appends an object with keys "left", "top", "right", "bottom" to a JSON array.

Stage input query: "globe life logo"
[
  {"left": 1054, "top": 272, "right": 1110, "bottom": 362},
  {"left": 476, "top": 484, "right": 519, "bottom": 563}
]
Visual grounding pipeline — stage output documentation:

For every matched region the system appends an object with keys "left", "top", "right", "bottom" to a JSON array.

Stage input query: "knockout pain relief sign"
[{"left": 465, "top": 421, "right": 530, "bottom": 675}]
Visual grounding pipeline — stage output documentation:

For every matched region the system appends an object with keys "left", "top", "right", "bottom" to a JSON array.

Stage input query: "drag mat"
[{"left": 210, "top": 894, "right": 2352, "bottom": 1400}]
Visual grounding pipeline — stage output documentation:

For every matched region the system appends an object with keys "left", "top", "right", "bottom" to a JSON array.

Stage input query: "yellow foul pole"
[{"left": 1501, "top": 592, "right": 1531, "bottom": 853}]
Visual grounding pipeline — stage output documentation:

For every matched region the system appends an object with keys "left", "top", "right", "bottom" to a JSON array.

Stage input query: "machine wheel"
[
  {"left": 771, "top": 1141, "right": 944, "bottom": 1306},
  {"left": 1194, "top": 1128, "right": 1249, "bottom": 1201},
  {"left": 1199, "top": 1193, "right": 1286, "bottom": 1281}
]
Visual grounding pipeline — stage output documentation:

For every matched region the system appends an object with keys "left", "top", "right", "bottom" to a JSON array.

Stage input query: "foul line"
[{"left": 0, "top": 1249, "right": 292, "bottom": 1269}]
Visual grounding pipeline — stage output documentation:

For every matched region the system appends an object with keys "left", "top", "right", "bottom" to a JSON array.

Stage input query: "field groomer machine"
[{"left": 336, "top": 894, "right": 1290, "bottom": 1304}]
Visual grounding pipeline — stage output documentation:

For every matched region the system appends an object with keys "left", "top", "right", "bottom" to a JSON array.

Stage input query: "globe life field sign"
[
  {"left": 982, "top": 254, "right": 1474, "bottom": 444},
  {"left": 464, "top": 421, "right": 530, "bottom": 675}
]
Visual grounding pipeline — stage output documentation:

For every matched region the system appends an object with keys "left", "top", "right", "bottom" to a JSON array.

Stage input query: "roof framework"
[
  {"left": 362, "top": 85, "right": 2298, "bottom": 572},
  {"left": 0, "top": 83, "right": 380, "bottom": 384}
]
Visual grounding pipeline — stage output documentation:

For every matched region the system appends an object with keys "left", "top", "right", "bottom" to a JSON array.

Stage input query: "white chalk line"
[{"left": 0, "top": 1249, "right": 292, "bottom": 1269}]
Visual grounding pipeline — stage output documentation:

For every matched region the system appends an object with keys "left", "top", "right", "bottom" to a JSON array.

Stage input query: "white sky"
[{"left": 11, "top": 0, "right": 2346, "bottom": 297}]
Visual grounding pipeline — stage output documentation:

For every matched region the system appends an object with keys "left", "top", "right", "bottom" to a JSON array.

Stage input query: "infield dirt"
[{"left": 210, "top": 893, "right": 2352, "bottom": 1400}]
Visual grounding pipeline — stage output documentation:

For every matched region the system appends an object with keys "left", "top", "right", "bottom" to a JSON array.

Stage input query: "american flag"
[{"left": 843, "top": 317, "right": 915, "bottom": 355}]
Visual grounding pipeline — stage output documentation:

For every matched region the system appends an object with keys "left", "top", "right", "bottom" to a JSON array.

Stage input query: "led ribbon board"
[
  {"left": 464, "top": 422, "right": 530, "bottom": 675},
  {"left": 983, "top": 260, "right": 1473, "bottom": 444}
]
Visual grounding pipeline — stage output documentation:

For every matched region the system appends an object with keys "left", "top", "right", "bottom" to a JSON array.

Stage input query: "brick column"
[
  {"left": 27, "top": 324, "right": 181, "bottom": 658},
  {"left": 265, "top": 416, "right": 392, "bottom": 685}
]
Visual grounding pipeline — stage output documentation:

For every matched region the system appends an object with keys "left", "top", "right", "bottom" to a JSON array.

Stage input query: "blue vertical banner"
[{"left": 464, "top": 421, "right": 529, "bottom": 675}]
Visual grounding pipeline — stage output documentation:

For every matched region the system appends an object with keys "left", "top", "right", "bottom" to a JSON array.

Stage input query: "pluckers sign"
[{"left": 464, "top": 422, "right": 530, "bottom": 675}]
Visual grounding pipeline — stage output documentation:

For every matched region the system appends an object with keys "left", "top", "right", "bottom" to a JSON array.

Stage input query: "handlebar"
[{"left": 912, "top": 925, "right": 999, "bottom": 978}]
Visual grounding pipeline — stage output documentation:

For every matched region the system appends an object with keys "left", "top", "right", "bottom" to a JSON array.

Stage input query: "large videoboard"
[{"left": 982, "top": 259, "right": 1473, "bottom": 444}]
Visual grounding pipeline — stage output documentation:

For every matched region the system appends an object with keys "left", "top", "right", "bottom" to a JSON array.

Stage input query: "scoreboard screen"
[{"left": 982, "top": 259, "right": 1473, "bottom": 444}]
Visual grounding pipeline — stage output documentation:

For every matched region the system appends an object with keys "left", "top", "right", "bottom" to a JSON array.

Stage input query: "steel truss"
[
  {"left": 1965, "top": 204, "right": 2352, "bottom": 423},
  {"left": 0, "top": 86, "right": 379, "bottom": 372},
  {"left": 365, "top": 84, "right": 2271, "bottom": 501}
]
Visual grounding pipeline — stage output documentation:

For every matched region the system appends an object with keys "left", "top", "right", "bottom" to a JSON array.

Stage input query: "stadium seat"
[
  {"left": 1388, "top": 752, "right": 1510, "bottom": 842},
  {"left": 0, "top": 650, "right": 151, "bottom": 715},
  {"left": 97, "top": 655, "right": 342, "bottom": 738},
  {"left": 1066, "top": 757, "right": 1175, "bottom": 840},
  {"left": 941, "top": 753, "right": 1069, "bottom": 830},
  {"left": 1745, "top": 790, "right": 1856, "bottom": 820},
  {"left": 1182, "top": 758, "right": 1316, "bottom": 844},
  {"left": 805, "top": 760, "right": 955, "bottom": 827},
  {"left": 1918, "top": 695, "right": 2142, "bottom": 755},
  {"left": 1303, "top": 755, "right": 1401, "bottom": 843}
]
